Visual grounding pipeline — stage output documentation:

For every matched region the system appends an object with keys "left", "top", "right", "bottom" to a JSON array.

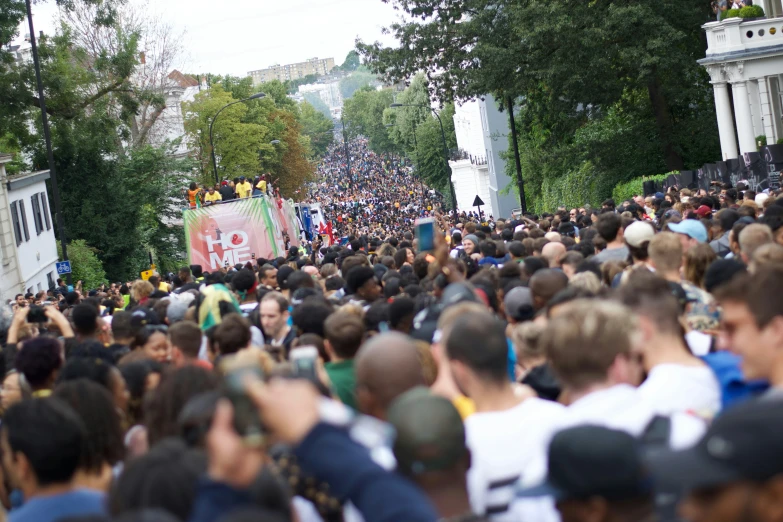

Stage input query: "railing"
[
  {"left": 703, "top": 16, "right": 783, "bottom": 56},
  {"left": 450, "top": 148, "right": 489, "bottom": 166}
]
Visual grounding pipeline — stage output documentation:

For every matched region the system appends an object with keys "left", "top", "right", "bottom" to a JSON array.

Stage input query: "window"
[
  {"left": 10, "top": 201, "right": 22, "bottom": 246},
  {"left": 17, "top": 200, "right": 29, "bottom": 242},
  {"left": 31, "top": 194, "right": 43, "bottom": 235},
  {"left": 40, "top": 192, "right": 51, "bottom": 231},
  {"left": 47, "top": 271, "right": 55, "bottom": 290},
  {"left": 37, "top": 282, "right": 42, "bottom": 292}
]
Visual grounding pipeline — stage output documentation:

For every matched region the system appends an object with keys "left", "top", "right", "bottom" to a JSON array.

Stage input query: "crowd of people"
[
  {"left": 185, "top": 175, "right": 272, "bottom": 208},
  {"left": 2, "top": 138, "right": 783, "bottom": 522},
  {"left": 308, "top": 138, "right": 446, "bottom": 240}
]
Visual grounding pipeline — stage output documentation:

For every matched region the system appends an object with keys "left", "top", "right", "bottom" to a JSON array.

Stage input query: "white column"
[
  {"left": 713, "top": 82, "right": 739, "bottom": 160},
  {"left": 732, "top": 80, "right": 758, "bottom": 154},
  {"left": 756, "top": 77, "right": 777, "bottom": 143}
]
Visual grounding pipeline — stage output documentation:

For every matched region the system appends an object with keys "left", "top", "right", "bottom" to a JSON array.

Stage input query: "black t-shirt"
[{"left": 219, "top": 186, "right": 235, "bottom": 201}]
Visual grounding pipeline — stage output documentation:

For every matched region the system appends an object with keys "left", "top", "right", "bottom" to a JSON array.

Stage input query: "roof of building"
[{"left": 167, "top": 70, "right": 199, "bottom": 88}]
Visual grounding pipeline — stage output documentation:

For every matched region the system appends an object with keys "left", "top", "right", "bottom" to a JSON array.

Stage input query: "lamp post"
[
  {"left": 209, "top": 92, "right": 266, "bottom": 184},
  {"left": 390, "top": 103, "right": 457, "bottom": 217},
  {"left": 340, "top": 111, "right": 352, "bottom": 189},
  {"left": 25, "top": 0, "right": 71, "bottom": 285}
]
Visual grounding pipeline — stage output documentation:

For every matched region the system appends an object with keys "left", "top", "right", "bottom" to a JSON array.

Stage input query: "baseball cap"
[
  {"left": 647, "top": 399, "right": 783, "bottom": 492},
  {"left": 624, "top": 221, "right": 655, "bottom": 248},
  {"left": 667, "top": 220, "right": 708, "bottom": 243},
  {"left": 387, "top": 387, "right": 468, "bottom": 476},
  {"left": 518, "top": 425, "right": 652, "bottom": 501},
  {"left": 695, "top": 205, "right": 712, "bottom": 218},
  {"left": 504, "top": 287, "right": 535, "bottom": 322}
]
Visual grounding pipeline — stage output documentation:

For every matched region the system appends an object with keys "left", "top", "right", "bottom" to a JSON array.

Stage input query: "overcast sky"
[{"left": 22, "top": 0, "right": 400, "bottom": 76}]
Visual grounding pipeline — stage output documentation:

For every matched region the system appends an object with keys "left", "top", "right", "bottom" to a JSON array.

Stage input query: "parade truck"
[{"left": 183, "top": 195, "right": 303, "bottom": 270}]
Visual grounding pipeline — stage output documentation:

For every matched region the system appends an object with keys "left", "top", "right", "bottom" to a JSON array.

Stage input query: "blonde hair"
[
  {"left": 541, "top": 299, "right": 638, "bottom": 391},
  {"left": 649, "top": 232, "right": 683, "bottom": 273},
  {"left": 130, "top": 279, "right": 154, "bottom": 302},
  {"left": 684, "top": 243, "right": 717, "bottom": 289},
  {"left": 568, "top": 271, "right": 602, "bottom": 293},
  {"left": 510, "top": 322, "right": 546, "bottom": 361},
  {"left": 750, "top": 243, "right": 783, "bottom": 273}
]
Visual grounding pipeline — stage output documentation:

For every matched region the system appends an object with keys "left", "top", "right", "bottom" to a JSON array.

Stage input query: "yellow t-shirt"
[
  {"left": 452, "top": 395, "right": 476, "bottom": 419},
  {"left": 237, "top": 181, "right": 252, "bottom": 198},
  {"left": 204, "top": 191, "right": 222, "bottom": 202},
  {"left": 256, "top": 180, "right": 267, "bottom": 193}
]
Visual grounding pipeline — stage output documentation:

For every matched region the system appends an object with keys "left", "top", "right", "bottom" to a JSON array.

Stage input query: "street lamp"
[
  {"left": 25, "top": 0, "right": 71, "bottom": 285},
  {"left": 209, "top": 92, "right": 266, "bottom": 184},
  {"left": 270, "top": 140, "right": 280, "bottom": 145},
  {"left": 390, "top": 103, "right": 458, "bottom": 216}
]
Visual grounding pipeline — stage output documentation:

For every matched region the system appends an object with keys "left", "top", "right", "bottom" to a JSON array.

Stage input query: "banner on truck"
[{"left": 183, "top": 197, "right": 301, "bottom": 270}]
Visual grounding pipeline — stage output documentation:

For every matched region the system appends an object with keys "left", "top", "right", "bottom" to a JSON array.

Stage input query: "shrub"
[
  {"left": 778, "top": 137, "right": 783, "bottom": 145},
  {"left": 739, "top": 5, "right": 764, "bottom": 18},
  {"left": 756, "top": 135, "right": 768, "bottom": 150},
  {"left": 57, "top": 239, "right": 107, "bottom": 290},
  {"left": 721, "top": 8, "right": 741, "bottom": 20},
  {"left": 611, "top": 173, "right": 673, "bottom": 204}
]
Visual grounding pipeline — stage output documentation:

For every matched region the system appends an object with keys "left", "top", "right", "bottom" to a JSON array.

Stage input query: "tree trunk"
[{"left": 647, "top": 73, "right": 685, "bottom": 172}]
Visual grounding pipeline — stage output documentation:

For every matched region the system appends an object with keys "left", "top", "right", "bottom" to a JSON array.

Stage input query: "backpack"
[{"left": 640, "top": 416, "right": 684, "bottom": 522}]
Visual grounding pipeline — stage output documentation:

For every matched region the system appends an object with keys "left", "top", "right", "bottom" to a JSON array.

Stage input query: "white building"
[
  {"left": 449, "top": 94, "right": 520, "bottom": 219},
  {"left": 0, "top": 155, "right": 59, "bottom": 301},
  {"left": 145, "top": 70, "right": 204, "bottom": 157},
  {"left": 701, "top": 0, "right": 783, "bottom": 159}
]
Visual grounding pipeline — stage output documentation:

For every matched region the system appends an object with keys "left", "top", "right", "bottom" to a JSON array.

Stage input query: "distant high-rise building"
[{"left": 248, "top": 57, "right": 335, "bottom": 85}]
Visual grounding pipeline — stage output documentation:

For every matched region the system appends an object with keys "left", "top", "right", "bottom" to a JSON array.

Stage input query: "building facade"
[
  {"left": 700, "top": 0, "right": 783, "bottom": 159},
  {"left": 449, "top": 95, "right": 520, "bottom": 219},
  {"left": 298, "top": 81, "right": 343, "bottom": 113},
  {"left": 249, "top": 58, "right": 335, "bottom": 85},
  {"left": 0, "top": 156, "right": 59, "bottom": 301}
]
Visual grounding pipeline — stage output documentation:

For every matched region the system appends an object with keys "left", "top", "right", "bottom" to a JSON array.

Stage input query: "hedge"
[
  {"left": 611, "top": 172, "right": 674, "bottom": 203},
  {"left": 739, "top": 4, "right": 765, "bottom": 18},
  {"left": 534, "top": 162, "right": 605, "bottom": 213}
]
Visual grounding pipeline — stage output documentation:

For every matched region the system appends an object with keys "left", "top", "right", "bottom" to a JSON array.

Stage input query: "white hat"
[
  {"left": 756, "top": 193, "right": 769, "bottom": 207},
  {"left": 624, "top": 221, "right": 656, "bottom": 248}
]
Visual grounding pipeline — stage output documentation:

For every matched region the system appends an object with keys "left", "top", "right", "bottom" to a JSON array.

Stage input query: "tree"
[
  {"left": 338, "top": 71, "right": 378, "bottom": 100},
  {"left": 357, "top": 0, "right": 721, "bottom": 211},
  {"left": 58, "top": 239, "right": 107, "bottom": 289},
  {"left": 298, "top": 101, "right": 334, "bottom": 159},
  {"left": 337, "top": 50, "right": 360, "bottom": 72},
  {"left": 272, "top": 110, "right": 315, "bottom": 200},
  {"left": 182, "top": 86, "right": 272, "bottom": 184},
  {"left": 302, "top": 92, "right": 331, "bottom": 119},
  {"left": 342, "top": 87, "right": 396, "bottom": 154}
]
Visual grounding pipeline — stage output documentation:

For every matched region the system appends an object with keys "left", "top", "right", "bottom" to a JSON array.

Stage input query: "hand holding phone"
[{"left": 220, "top": 354, "right": 266, "bottom": 447}]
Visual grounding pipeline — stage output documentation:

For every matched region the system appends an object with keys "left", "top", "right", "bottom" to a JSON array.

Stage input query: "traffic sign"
[
  {"left": 472, "top": 195, "right": 485, "bottom": 207},
  {"left": 140, "top": 269, "right": 154, "bottom": 281},
  {"left": 56, "top": 261, "right": 72, "bottom": 275}
]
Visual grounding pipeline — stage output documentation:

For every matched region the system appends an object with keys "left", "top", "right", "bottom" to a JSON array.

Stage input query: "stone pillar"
[
  {"left": 732, "top": 80, "right": 758, "bottom": 154},
  {"left": 712, "top": 82, "right": 739, "bottom": 160},
  {"left": 756, "top": 77, "right": 777, "bottom": 144}
]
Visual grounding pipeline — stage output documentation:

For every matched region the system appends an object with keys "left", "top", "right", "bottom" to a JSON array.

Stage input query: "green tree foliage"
[
  {"left": 336, "top": 50, "right": 361, "bottom": 72},
  {"left": 1, "top": 1, "right": 194, "bottom": 281},
  {"left": 338, "top": 71, "right": 378, "bottom": 100},
  {"left": 286, "top": 74, "right": 320, "bottom": 94},
  {"left": 273, "top": 110, "right": 316, "bottom": 200},
  {"left": 302, "top": 92, "right": 332, "bottom": 119},
  {"left": 183, "top": 86, "right": 272, "bottom": 183},
  {"left": 298, "top": 101, "right": 334, "bottom": 159},
  {"left": 342, "top": 87, "right": 396, "bottom": 153},
  {"left": 385, "top": 75, "right": 457, "bottom": 197},
  {"left": 58, "top": 239, "right": 107, "bottom": 289},
  {"left": 357, "top": 0, "right": 721, "bottom": 212}
]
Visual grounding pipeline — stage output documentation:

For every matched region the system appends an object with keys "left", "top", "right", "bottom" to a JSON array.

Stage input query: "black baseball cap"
[
  {"left": 647, "top": 399, "right": 783, "bottom": 492},
  {"left": 518, "top": 425, "right": 652, "bottom": 501}
]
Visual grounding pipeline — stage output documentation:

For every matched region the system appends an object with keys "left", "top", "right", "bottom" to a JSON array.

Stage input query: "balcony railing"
[{"left": 703, "top": 16, "right": 783, "bottom": 56}]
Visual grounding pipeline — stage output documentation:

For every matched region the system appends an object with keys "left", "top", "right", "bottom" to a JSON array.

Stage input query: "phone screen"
[{"left": 415, "top": 218, "right": 435, "bottom": 251}]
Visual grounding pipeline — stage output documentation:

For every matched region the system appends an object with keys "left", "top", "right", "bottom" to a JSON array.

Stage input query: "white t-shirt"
[
  {"left": 638, "top": 363, "right": 721, "bottom": 419},
  {"left": 465, "top": 397, "right": 565, "bottom": 520},
  {"left": 685, "top": 330, "right": 713, "bottom": 356},
  {"left": 514, "top": 384, "right": 707, "bottom": 522}
]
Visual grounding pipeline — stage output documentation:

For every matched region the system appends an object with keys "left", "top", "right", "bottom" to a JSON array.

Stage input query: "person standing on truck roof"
[
  {"left": 219, "top": 180, "right": 234, "bottom": 201},
  {"left": 236, "top": 176, "right": 253, "bottom": 199}
]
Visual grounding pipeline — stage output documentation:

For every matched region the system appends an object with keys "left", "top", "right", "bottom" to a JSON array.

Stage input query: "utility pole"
[{"left": 25, "top": 0, "right": 70, "bottom": 285}]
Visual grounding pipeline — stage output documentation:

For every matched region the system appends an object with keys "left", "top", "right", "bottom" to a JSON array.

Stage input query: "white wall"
[
  {"left": 7, "top": 177, "right": 58, "bottom": 294},
  {"left": 453, "top": 100, "right": 486, "bottom": 159}
]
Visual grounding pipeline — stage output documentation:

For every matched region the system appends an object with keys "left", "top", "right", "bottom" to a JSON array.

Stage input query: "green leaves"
[
  {"left": 57, "top": 239, "right": 107, "bottom": 289},
  {"left": 298, "top": 101, "right": 334, "bottom": 159}
]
